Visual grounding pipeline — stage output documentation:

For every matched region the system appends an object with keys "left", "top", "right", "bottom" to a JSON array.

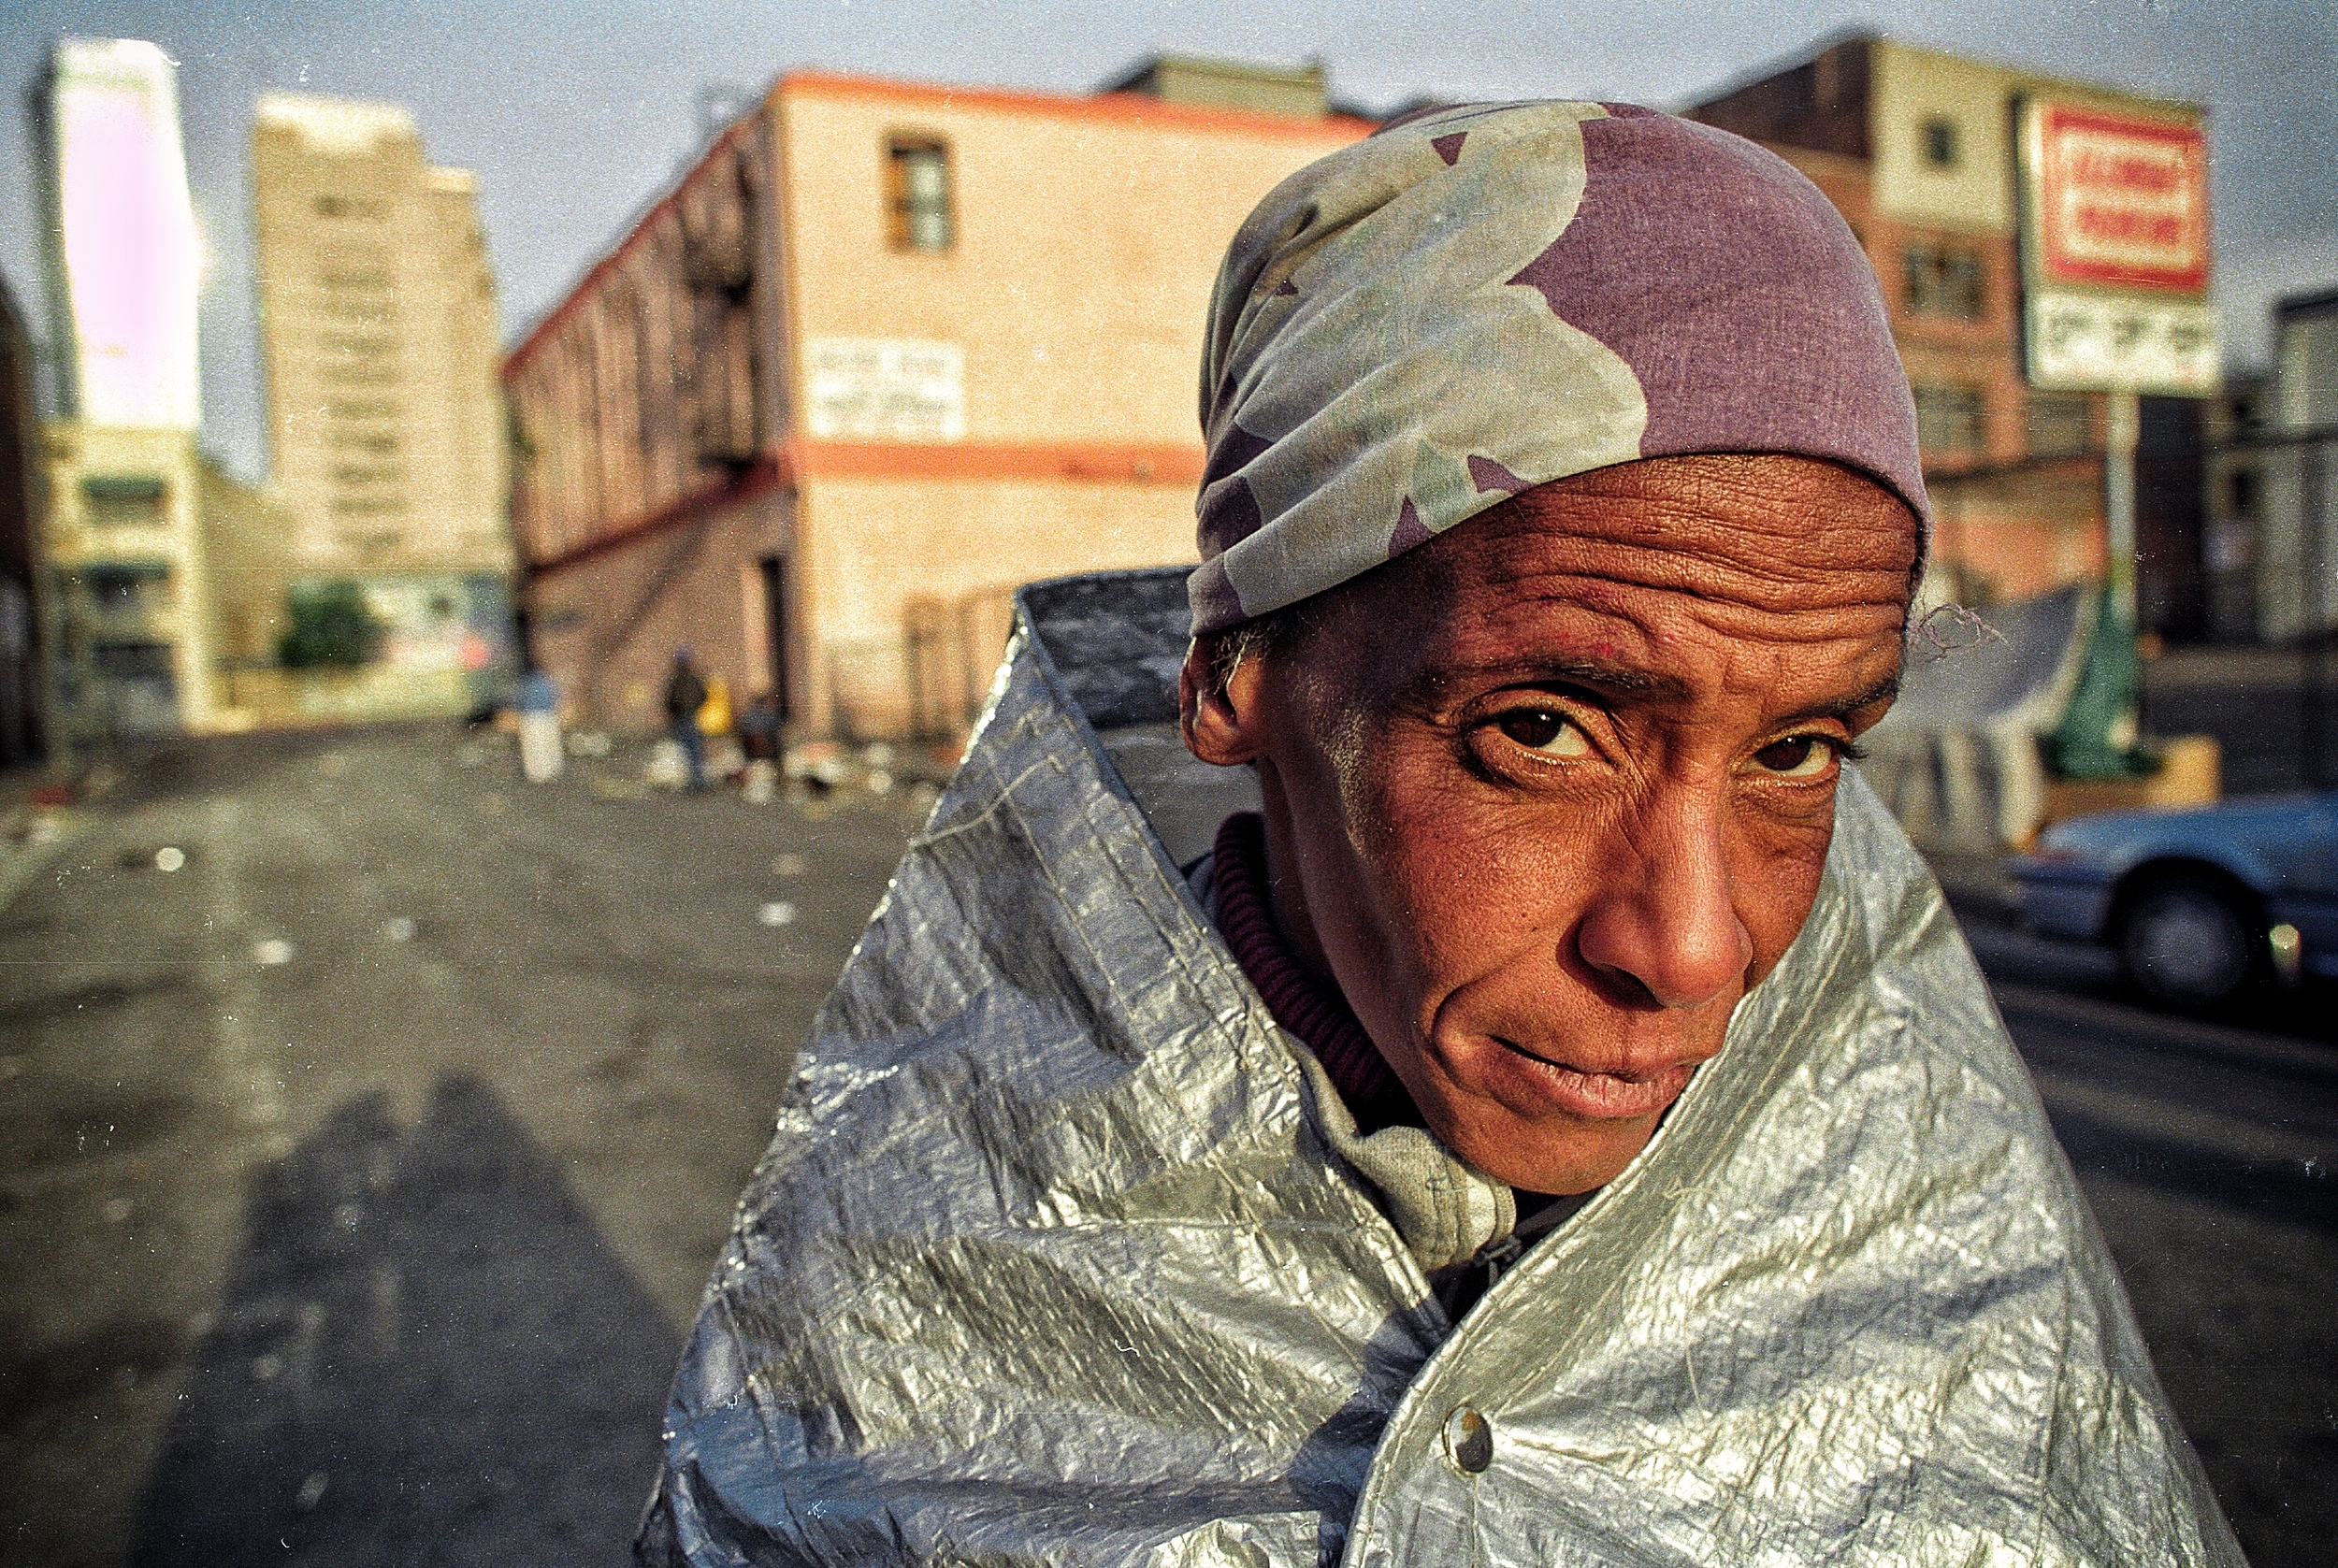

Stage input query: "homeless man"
[{"left": 639, "top": 102, "right": 2242, "bottom": 1566}]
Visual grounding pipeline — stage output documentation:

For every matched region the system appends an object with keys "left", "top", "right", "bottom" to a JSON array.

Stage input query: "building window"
[
  {"left": 1903, "top": 243, "right": 1984, "bottom": 320},
  {"left": 2025, "top": 392, "right": 2093, "bottom": 458},
  {"left": 321, "top": 331, "right": 397, "bottom": 359},
  {"left": 320, "top": 295, "right": 397, "bottom": 324},
  {"left": 1912, "top": 383, "right": 1986, "bottom": 456},
  {"left": 314, "top": 194, "right": 384, "bottom": 220},
  {"left": 1921, "top": 117, "right": 1959, "bottom": 168},
  {"left": 72, "top": 562, "right": 174, "bottom": 623},
  {"left": 2229, "top": 468, "right": 2260, "bottom": 519},
  {"left": 80, "top": 474, "right": 166, "bottom": 527},
  {"left": 92, "top": 640, "right": 176, "bottom": 679},
  {"left": 887, "top": 137, "right": 953, "bottom": 252},
  {"left": 315, "top": 266, "right": 393, "bottom": 292},
  {"left": 330, "top": 495, "right": 408, "bottom": 517}
]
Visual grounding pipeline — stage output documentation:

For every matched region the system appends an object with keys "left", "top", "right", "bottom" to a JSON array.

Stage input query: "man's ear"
[{"left": 1179, "top": 639, "right": 1268, "bottom": 767}]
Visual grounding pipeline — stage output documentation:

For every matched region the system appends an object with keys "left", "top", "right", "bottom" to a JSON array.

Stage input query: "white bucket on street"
[{"left": 519, "top": 712, "right": 565, "bottom": 784}]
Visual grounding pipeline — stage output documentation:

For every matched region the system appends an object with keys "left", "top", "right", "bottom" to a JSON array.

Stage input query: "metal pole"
[
  {"left": 2106, "top": 390, "right": 2141, "bottom": 626},
  {"left": 2102, "top": 389, "right": 2144, "bottom": 762},
  {"left": 2304, "top": 435, "right": 2329, "bottom": 787}
]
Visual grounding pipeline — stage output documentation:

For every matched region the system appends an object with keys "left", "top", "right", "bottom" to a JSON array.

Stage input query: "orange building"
[{"left": 505, "top": 61, "right": 1368, "bottom": 741}]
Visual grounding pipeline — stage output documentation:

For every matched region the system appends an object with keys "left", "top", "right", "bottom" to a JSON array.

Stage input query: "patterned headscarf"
[{"left": 1189, "top": 101, "right": 1926, "bottom": 635}]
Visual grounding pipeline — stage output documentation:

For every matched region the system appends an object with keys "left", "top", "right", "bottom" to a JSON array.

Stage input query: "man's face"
[{"left": 1182, "top": 454, "right": 1918, "bottom": 1196}]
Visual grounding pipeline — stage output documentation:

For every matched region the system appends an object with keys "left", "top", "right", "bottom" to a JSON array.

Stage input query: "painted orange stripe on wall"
[{"left": 785, "top": 437, "right": 1206, "bottom": 486}]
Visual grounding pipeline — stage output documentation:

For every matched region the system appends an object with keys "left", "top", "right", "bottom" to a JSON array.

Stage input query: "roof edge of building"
[
  {"left": 505, "top": 65, "right": 1373, "bottom": 381},
  {"left": 1680, "top": 28, "right": 2201, "bottom": 122},
  {"left": 2275, "top": 285, "right": 2338, "bottom": 322},
  {"left": 772, "top": 66, "right": 1375, "bottom": 140},
  {"left": 1678, "top": 26, "right": 1879, "bottom": 115}
]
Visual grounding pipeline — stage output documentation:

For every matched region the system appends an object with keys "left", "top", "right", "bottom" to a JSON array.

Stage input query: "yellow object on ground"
[
  {"left": 2042, "top": 733, "right": 2221, "bottom": 831},
  {"left": 697, "top": 675, "right": 732, "bottom": 736}
]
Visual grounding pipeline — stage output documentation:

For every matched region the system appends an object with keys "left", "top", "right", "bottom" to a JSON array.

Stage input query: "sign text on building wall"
[
  {"left": 2016, "top": 98, "right": 2216, "bottom": 396},
  {"left": 2028, "top": 294, "right": 2219, "bottom": 396},
  {"left": 804, "top": 338, "right": 965, "bottom": 442},
  {"left": 2033, "top": 105, "right": 2208, "bottom": 292}
]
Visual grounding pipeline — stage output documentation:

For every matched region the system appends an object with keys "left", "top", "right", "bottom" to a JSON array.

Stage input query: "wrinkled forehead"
[
  {"left": 1281, "top": 456, "right": 1921, "bottom": 704},
  {"left": 1443, "top": 459, "right": 1921, "bottom": 611}
]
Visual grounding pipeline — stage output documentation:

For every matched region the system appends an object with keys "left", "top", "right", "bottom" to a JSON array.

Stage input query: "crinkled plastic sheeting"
[{"left": 640, "top": 568, "right": 2242, "bottom": 1567}]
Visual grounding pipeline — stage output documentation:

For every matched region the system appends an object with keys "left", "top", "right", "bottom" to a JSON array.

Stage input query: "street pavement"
[
  {"left": 1, "top": 726, "right": 925, "bottom": 1567},
  {"left": 1951, "top": 903, "right": 2338, "bottom": 1566},
  {"left": 1, "top": 725, "right": 2331, "bottom": 1566}
]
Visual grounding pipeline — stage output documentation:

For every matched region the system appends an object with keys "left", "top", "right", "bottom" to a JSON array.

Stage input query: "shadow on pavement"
[{"left": 129, "top": 1076, "right": 678, "bottom": 1566}]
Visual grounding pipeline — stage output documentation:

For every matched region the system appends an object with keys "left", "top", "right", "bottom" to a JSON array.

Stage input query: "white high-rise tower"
[{"left": 35, "top": 36, "right": 202, "bottom": 429}]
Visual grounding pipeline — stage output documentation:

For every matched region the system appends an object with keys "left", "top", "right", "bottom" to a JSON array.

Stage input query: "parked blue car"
[{"left": 2008, "top": 791, "right": 2338, "bottom": 1009}]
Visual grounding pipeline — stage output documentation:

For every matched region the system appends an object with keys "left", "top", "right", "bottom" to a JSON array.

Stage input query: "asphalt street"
[{"left": 1, "top": 726, "right": 2331, "bottom": 1566}]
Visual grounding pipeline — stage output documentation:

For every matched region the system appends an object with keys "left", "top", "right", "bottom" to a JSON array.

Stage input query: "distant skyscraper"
[
  {"left": 250, "top": 94, "right": 509, "bottom": 578},
  {"left": 33, "top": 36, "right": 202, "bottom": 429}
]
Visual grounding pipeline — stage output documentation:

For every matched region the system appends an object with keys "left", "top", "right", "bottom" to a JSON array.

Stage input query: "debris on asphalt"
[{"left": 644, "top": 740, "right": 689, "bottom": 790}]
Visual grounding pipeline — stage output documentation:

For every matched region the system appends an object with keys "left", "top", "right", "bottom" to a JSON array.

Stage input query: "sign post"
[{"left": 2015, "top": 97, "right": 2215, "bottom": 775}]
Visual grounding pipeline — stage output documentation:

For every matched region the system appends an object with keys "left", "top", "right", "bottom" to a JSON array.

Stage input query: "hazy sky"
[{"left": 4, "top": 0, "right": 2332, "bottom": 482}]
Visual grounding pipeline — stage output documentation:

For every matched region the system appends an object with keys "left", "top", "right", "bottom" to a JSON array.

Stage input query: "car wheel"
[{"left": 2115, "top": 873, "right": 2260, "bottom": 1010}]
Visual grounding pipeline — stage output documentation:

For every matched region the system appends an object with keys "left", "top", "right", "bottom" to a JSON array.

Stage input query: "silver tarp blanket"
[{"left": 640, "top": 568, "right": 2242, "bottom": 1566}]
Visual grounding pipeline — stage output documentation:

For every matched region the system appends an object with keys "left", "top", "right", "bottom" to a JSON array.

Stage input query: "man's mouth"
[{"left": 1488, "top": 1037, "right": 1698, "bottom": 1119}]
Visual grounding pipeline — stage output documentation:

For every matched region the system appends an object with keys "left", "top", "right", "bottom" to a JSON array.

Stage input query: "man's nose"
[{"left": 1572, "top": 790, "right": 1753, "bottom": 1010}]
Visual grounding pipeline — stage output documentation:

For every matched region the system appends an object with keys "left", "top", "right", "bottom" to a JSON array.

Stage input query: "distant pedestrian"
[
  {"left": 737, "top": 691, "right": 783, "bottom": 763},
  {"left": 738, "top": 691, "right": 784, "bottom": 804},
  {"left": 664, "top": 648, "right": 708, "bottom": 792},
  {"left": 515, "top": 666, "right": 563, "bottom": 784}
]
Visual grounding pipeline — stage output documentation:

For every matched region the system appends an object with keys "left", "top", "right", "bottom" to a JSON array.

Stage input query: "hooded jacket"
[{"left": 639, "top": 568, "right": 2241, "bottom": 1567}]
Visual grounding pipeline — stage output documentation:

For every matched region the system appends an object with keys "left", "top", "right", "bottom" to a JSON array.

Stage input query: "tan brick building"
[
  {"left": 244, "top": 94, "right": 512, "bottom": 719},
  {"left": 1691, "top": 36, "right": 2208, "bottom": 624},
  {"left": 253, "top": 94, "right": 509, "bottom": 575},
  {"left": 504, "top": 63, "right": 1366, "bottom": 741}
]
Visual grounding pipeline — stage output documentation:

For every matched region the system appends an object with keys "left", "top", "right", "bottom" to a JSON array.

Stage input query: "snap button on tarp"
[{"left": 1442, "top": 1404, "right": 1493, "bottom": 1474}]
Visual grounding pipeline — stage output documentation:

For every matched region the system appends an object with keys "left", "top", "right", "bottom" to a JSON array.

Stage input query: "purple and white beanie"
[{"left": 1189, "top": 101, "right": 1927, "bottom": 635}]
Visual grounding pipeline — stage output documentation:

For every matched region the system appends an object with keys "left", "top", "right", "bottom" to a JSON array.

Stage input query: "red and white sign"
[{"left": 2032, "top": 104, "right": 2208, "bottom": 294}]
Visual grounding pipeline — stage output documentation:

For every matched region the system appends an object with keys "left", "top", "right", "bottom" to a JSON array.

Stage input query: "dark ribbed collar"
[{"left": 1210, "top": 813, "right": 1422, "bottom": 1134}]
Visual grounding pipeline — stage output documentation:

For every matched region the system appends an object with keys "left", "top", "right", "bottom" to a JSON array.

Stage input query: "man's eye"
[
  {"left": 1752, "top": 736, "right": 1840, "bottom": 779},
  {"left": 1495, "top": 709, "right": 1591, "bottom": 757}
]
